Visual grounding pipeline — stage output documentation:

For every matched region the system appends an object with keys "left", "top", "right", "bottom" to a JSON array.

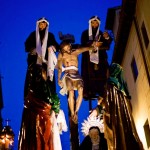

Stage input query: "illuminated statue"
[
  {"left": 79, "top": 116, "right": 107, "bottom": 150},
  {"left": 80, "top": 15, "right": 112, "bottom": 99},
  {"left": 18, "top": 17, "right": 61, "bottom": 150},
  {"left": 57, "top": 41, "right": 98, "bottom": 123},
  {"left": 89, "top": 63, "right": 144, "bottom": 150}
]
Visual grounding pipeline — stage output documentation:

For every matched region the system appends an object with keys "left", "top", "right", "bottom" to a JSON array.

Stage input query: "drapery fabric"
[
  {"left": 18, "top": 92, "right": 53, "bottom": 150},
  {"left": 103, "top": 63, "right": 144, "bottom": 150}
]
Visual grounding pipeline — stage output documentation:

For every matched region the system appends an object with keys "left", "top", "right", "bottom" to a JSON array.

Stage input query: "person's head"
[
  {"left": 89, "top": 16, "right": 101, "bottom": 29},
  {"left": 88, "top": 16, "right": 101, "bottom": 40},
  {"left": 108, "top": 63, "right": 131, "bottom": 98},
  {"left": 36, "top": 17, "right": 49, "bottom": 60},
  {"left": 89, "top": 126, "right": 100, "bottom": 144},
  {"left": 37, "top": 17, "right": 49, "bottom": 31},
  {"left": 109, "top": 63, "right": 122, "bottom": 78},
  {"left": 60, "top": 41, "right": 72, "bottom": 54}
]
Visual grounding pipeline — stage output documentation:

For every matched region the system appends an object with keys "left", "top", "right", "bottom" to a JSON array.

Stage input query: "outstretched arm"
[
  {"left": 73, "top": 41, "right": 106, "bottom": 55},
  {"left": 73, "top": 45, "right": 96, "bottom": 55}
]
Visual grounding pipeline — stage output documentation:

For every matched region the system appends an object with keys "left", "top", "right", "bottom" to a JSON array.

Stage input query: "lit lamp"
[{"left": 0, "top": 119, "right": 14, "bottom": 150}]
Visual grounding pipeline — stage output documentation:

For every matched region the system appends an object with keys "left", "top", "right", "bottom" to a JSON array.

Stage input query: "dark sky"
[{"left": 0, "top": 0, "right": 121, "bottom": 149}]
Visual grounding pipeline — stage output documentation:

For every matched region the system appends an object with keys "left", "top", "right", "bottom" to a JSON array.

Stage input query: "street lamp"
[{"left": 0, "top": 119, "right": 14, "bottom": 150}]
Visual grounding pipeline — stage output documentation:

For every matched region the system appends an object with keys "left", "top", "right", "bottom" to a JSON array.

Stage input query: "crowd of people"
[{"left": 18, "top": 16, "right": 144, "bottom": 150}]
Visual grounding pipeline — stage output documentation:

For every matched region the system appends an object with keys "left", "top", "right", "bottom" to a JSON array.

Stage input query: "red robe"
[{"left": 18, "top": 92, "right": 53, "bottom": 150}]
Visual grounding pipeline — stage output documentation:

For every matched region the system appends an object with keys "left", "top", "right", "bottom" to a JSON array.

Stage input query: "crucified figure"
[{"left": 57, "top": 41, "right": 100, "bottom": 123}]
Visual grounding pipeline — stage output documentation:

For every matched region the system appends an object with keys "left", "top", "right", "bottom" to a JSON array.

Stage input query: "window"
[
  {"left": 131, "top": 57, "right": 138, "bottom": 81},
  {"left": 141, "top": 22, "right": 149, "bottom": 49},
  {"left": 144, "top": 119, "right": 150, "bottom": 148}
]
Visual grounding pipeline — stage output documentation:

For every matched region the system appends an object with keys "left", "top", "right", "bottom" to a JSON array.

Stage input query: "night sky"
[{"left": 0, "top": 0, "right": 121, "bottom": 149}]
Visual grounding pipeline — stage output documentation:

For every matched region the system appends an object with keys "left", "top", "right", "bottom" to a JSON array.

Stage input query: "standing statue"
[
  {"left": 24, "top": 17, "right": 59, "bottom": 97},
  {"left": 89, "top": 63, "right": 144, "bottom": 150},
  {"left": 18, "top": 17, "right": 60, "bottom": 150},
  {"left": 80, "top": 15, "right": 112, "bottom": 99}
]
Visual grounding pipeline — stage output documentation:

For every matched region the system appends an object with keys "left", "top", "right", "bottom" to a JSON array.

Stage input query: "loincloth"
[{"left": 59, "top": 66, "right": 83, "bottom": 95}]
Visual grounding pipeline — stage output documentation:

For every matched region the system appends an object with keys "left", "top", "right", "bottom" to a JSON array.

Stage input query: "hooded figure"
[
  {"left": 103, "top": 63, "right": 144, "bottom": 150},
  {"left": 80, "top": 115, "right": 108, "bottom": 150},
  {"left": 80, "top": 15, "right": 112, "bottom": 100},
  {"left": 24, "top": 17, "right": 59, "bottom": 97},
  {"left": 18, "top": 17, "right": 60, "bottom": 150}
]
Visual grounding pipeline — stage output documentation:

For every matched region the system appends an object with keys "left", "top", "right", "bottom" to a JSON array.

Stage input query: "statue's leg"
[
  {"left": 69, "top": 80, "right": 83, "bottom": 124},
  {"left": 66, "top": 77, "right": 75, "bottom": 117},
  {"left": 68, "top": 90, "right": 75, "bottom": 117},
  {"left": 75, "top": 86, "right": 83, "bottom": 114},
  {"left": 70, "top": 86, "right": 83, "bottom": 124}
]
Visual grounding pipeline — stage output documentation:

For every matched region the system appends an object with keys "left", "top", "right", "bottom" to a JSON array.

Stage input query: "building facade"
[{"left": 105, "top": 0, "right": 150, "bottom": 149}]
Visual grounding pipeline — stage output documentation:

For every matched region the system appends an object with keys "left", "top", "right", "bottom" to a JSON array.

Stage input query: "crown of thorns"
[{"left": 81, "top": 115, "right": 104, "bottom": 137}]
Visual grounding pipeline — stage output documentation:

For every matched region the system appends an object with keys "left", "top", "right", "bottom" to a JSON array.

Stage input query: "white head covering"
[
  {"left": 88, "top": 16, "right": 101, "bottom": 40},
  {"left": 36, "top": 17, "right": 49, "bottom": 64}
]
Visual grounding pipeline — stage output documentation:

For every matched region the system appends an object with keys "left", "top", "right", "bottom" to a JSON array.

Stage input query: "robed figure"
[
  {"left": 18, "top": 17, "right": 60, "bottom": 150},
  {"left": 80, "top": 16, "right": 112, "bottom": 99},
  {"left": 104, "top": 63, "right": 144, "bottom": 150}
]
